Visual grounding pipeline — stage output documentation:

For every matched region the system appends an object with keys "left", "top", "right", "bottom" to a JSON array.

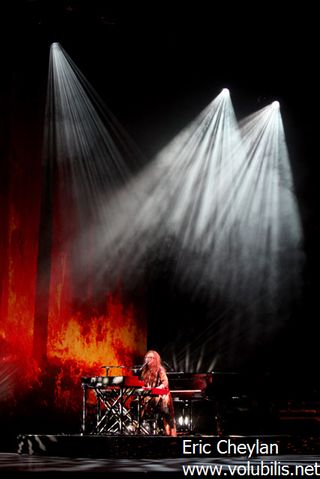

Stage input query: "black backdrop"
[{"left": 2, "top": 1, "right": 319, "bottom": 376}]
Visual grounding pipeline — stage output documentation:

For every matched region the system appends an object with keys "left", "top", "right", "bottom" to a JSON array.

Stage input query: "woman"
[{"left": 140, "top": 350, "right": 176, "bottom": 436}]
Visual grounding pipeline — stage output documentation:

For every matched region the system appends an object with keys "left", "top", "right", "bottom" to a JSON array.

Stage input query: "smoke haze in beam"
[
  {"left": 79, "top": 90, "right": 304, "bottom": 356},
  {"left": 236, "top": 104, "right": 303, "bottom": 321},
  {"left": 44, "top": 43, "right": 148, "bottom": 299},
  {"left": 46, "top": 43, "right": 145, "bottom": 221},
  {"left": 158, "top": 101, "right": 304, "bottom": 368},
  {"left": 48, "top": 42, "right": 303, "bottom": 358},
  {"left": 83, "top": 89, "right": 242, "bottom": 286}
]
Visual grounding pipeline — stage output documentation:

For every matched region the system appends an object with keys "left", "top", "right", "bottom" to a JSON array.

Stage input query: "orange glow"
[
  {"left": 1, "top": 178, "right": 40, "bottom": 362},
  {"left": 46, "top": 291, "right": 146, "bottom": 412},
  {"left": 1, "top": 131, "right": 147, "bottom": 423},
  {"left": 48, "top": 294, "right": 146, "bottom": 367}
]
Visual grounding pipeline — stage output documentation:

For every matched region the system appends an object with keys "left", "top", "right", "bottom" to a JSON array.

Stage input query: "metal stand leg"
[
  {"left": 137, "top": 393, "right": 144, "bottom": 434},
  {"left": 81, "top": 385, "right": 87, "bottom": 435}
]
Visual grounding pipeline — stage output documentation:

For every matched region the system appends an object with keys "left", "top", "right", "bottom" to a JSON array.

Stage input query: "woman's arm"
[{"left": 158, "top": 367, "right": 169, "bottom": 389}]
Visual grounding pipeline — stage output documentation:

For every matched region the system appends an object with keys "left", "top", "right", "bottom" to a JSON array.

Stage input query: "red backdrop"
[{"left": 0, "top": 81, "right": 146, "bottom": 432}]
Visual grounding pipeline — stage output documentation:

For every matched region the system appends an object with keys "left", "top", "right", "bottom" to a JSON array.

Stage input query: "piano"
[
  {"left": 81, "top": 372, "right": 213, "bottom": 397},
  {"left": 80, "top": 374, "right": 171, "bottom": 435},
  {"left": 123, "top": 376, "right": 169, "bottom": 395},
  {"left": 81, "top": 375, "right": 125, "bottom": 387},
  {"left": 167, "top": 372, "right": 213, "bottom": 400}
]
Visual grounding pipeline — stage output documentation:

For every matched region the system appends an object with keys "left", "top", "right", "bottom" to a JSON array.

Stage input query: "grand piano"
[
  {"left": 167, "top": 371, "right": 271, "bottom": 435},
  {"left": 166, "top": 371, "right": 216, "bottom": 433},
  {"left": 167, "top": 371, "right": 213, "bottom": 399}
]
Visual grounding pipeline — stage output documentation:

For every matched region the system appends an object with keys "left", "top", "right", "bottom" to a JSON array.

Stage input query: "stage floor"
[
  {"left": 3, "top": 451, "right": 320, "bottom": 476},
  {"left": 8, "top": 434, "right": 320, "bottom": 476}
]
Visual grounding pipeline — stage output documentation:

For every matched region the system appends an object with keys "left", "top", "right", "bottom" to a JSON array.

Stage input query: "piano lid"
[{"left": 167, "top": 372, "right": 213, "bottom": 391}]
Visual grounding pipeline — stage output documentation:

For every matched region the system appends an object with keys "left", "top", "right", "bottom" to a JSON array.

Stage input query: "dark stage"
[{"left": 9, "top": 384, "right": 320, "bottom": 475}]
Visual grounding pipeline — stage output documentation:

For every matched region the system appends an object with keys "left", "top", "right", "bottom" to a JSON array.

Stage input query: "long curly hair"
[{"left": 141, "top": 350, "right": 162, "bottom": 386}]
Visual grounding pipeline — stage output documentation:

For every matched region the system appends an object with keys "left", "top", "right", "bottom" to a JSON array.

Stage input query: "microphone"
[{"left": 138, "top": 360, "right": 149, "bottom": 371}]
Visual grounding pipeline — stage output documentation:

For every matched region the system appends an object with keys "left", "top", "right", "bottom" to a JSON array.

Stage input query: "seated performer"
[{"left": 140, "top": 350, "right": 176, "bottom": 436}]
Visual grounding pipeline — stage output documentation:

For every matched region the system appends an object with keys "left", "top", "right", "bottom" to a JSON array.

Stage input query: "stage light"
[
  {"left": 178, "top": 415, "right": 190, "bottom": 427},
  {"left": 42, "top": 43, "right": 147, "bottom": 365},
  {"left": 45, "top": 43, "right": 303, "bottom": 369},
  {"left": 91, "top": 86, "right": 302, "bottom": 366}
]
